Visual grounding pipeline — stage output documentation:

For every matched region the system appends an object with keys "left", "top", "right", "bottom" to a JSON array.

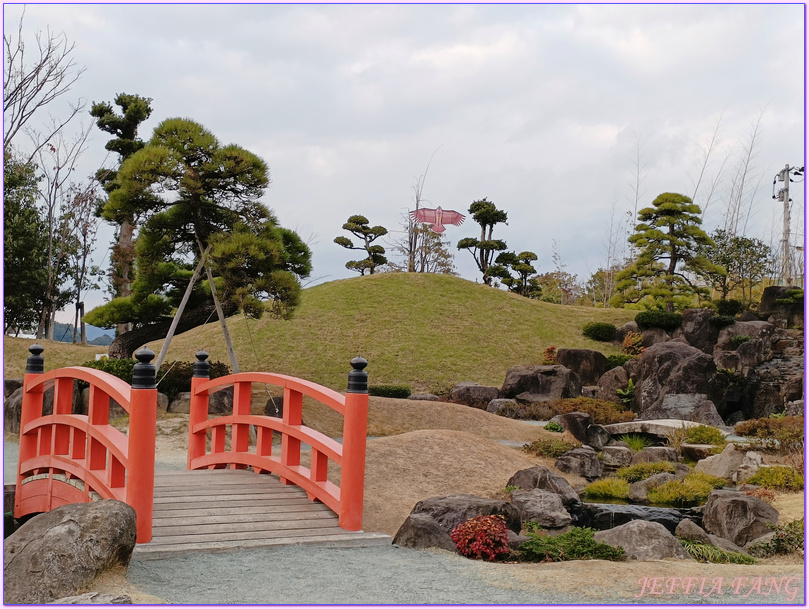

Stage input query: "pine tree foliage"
[
  {"left": 612, "top": 192, "right": 724, "bottom": 311},
  {"left": 334, "top": 215, "right": 388, "bottom": 275},
  {"left": 457, "top": 198, "right": 508, "bottom": 285}
]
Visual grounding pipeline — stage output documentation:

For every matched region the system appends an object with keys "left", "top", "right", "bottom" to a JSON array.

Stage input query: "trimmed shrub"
[
  {"left": 679, "top": 539, "right": 756, "bottom": 564},
  {"left": 617, "top": 432, "right": 654, "bottom": 451},
  {"left": 635, "top": 310, "right": 683, "bottom": 331},
  {"left": 523, "top": 438, "right": 580, "bottom": 459},
  {"left": 548, "top": 397, "right": 635, "bottom": 425},
  {"left": 606, "top": 354, "right": 635, "bottom": 369},
  {"left": 748, "top": 519, "right": 804, "bottom": 557},
  {"left": 622, "top": 331, "right": 644, "bottom": 356},
  {"left": 541, "top": 345, "right": 557, "bottom": 365},
  {"left": 156, "top": 360, "right": 230, "bottom": 402},
  {"left": 714, "top": 299, "right": 744, "bottom": 317},
  {"left": 774, "top": 289, "right": 804, "bottom": 305},
  {"left": 583, "top": 478, "right": 630, "bottom": 501},
  {"left": 744, "top": 487, "right": 777, "bottom": 505},
  {"left": 369, "top": 385, "right": 411, "bottom": 399},
  {"left": 450, "top": 515, "right": 510, "bottom": 561},
  {"left": 647, "top": 472, "right": 725, "bottom": 507},
  {"left": 582, "top": 322, "right": 617, "bottom": 342},
  {"left": 683, "top": 425, "right": 726, "bottom": 446},
  {"left": 709, "top": 314, "right": 736, "bottom": 327},
  {"left": 518, "top": 526, "right": 625, "bottom": 562},
  {"left": 80, "top": 357, "right": 136, "bottom": 384},
  {"left": 734, "top": 416, "right": 804, "bottom": 454},
  {"left": 746, "top": 466, "right": 804, "bottom": 491},
  {"left": 616, "top": 461, "right": 676, "bottom": 483},
  {"left": 728, "top": 334, "right": 752, "bottom": 349}
]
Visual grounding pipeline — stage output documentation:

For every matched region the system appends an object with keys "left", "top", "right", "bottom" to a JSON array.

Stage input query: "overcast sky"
[{"left": 4, "top": 3, "right": 805, "bottom": 320}]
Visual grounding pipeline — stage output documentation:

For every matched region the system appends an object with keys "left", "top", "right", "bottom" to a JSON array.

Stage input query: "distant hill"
[
  {"left": 148, "top": 273, "right": 636, "bottom": 393},
  {"left": 51, "top": 322, "right": 114, "bottom": 346}
]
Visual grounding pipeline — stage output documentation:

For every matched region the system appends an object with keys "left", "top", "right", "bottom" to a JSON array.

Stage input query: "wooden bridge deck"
[{"left": 133, "top": 469, "right": 390, "bottom": 559}]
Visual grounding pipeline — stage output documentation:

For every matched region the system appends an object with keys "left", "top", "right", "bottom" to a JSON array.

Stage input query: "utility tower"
[{"left": 773, "top": 164, "right": 805, "bottom": 286}]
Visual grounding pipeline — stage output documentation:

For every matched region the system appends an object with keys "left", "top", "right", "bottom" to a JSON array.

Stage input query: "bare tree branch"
[{"left": 4, "top": 8, "right": 86, "bottom": 161}]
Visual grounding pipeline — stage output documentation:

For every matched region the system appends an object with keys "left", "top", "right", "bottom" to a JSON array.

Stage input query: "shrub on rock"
[{"left": 582, "top": 322, "right": 617, "bottom": 342}]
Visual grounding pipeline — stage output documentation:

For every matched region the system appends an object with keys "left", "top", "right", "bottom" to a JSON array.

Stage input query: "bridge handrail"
[
  {"left": 187, "top": 351, "right": 369, "bottom": 531},
  {"left": 15, "top": 345, "right": 157, "bottom": 543}
]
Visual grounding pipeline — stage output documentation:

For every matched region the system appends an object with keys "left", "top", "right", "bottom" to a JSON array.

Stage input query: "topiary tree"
[
  {"left": 489, "top": 250, "right": 540, "bottom": 297},
  {"left": 334, "top": 215, "right": 387, "bottom": 275},
  {"left": 457, "top": 198, "right": 508, "bottom": 286},
  {"left": 612, "top": 192, "right": 724, "bottom": 312}
]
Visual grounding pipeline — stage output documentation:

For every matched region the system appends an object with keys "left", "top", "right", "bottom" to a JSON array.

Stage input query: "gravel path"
[{"left": 127, "top": 545, "right": 805, "bottom": 605}]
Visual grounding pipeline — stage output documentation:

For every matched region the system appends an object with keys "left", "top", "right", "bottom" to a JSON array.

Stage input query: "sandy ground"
[{"left": 6, "top": 397, "right": 804, "bottom": 604}]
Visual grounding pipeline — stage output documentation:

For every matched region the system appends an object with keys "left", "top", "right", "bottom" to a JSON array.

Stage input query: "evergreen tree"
[
  {"left": 334, "top": 215, "right": 388, "bottom": 275},
  {"left": 456, "top": 198, "right": 508, "bottom": 286},
  {"left": 612, "top": 192, "right": 723, "bottom": 311},
  {"left": 489, "top": 251, "right": 540, "bottom": 297},
  {"left": 85, "top": 118, "right": 310, "bottom": 358},
  {"left": 91, "top": 93, "right": 153, "bottom": 325},
  {"left": 3, "top": 154, "right": 48, "bottom": 334}
]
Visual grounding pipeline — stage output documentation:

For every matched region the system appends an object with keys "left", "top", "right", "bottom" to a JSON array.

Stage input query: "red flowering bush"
[
  {"left": 541, "top": 345, "right": 558, "bottom": 365},
  {"left": 450, "top": 515, "right": 511, "bottom": 561}
]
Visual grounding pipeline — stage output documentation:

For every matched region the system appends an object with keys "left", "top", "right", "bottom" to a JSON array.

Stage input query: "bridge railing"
[
  {"left": 187, "top": 351, "right": 369, "bottom": 531},
  {"left": 14, "top": 345, "right": 157, "bottom": 543}
]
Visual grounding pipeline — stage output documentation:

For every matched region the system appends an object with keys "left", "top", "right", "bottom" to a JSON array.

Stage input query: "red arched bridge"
[{"left": 14, "top": 345, "right": 388, "bottom": 556}]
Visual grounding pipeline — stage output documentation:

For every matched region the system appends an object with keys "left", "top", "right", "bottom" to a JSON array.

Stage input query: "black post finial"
[
  {"left": 194, "top": 350, "right": 210, "bottom": 378},
  {"left": 132, "top": 347, "right": 156, "bottom": 389},
  {"left": 347, "top": 356, "right": 368, "bottom": 394},
  {"left": 26, "top": 344, "right": 45, "bottom": 374}
]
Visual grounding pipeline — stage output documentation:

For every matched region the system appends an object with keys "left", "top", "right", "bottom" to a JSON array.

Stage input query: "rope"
[{"left": 155, "top": 306, "right": 218, "bottom": 387}]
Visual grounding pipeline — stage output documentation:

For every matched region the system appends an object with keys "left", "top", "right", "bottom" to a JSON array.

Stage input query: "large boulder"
[
  {"left": 595, "top": 366, "right": 628, "bottom": 404},
  {"left": 500, "top": 365, "right": 581, "bottom": 404},
  {"left": 616, "top": 321, "right": 640, "bottom": 343},
  {"left": 449, "top": 382, "right": 500, "bottom": 410},
  {"left": 555, "top": 446, "right": 603, "bottom": 480},
  {"left": 4, "top": 500, "right": 137, "bottom": 604},
  {"left": 578, "top": 503, "right": 701, "bottom": 533},
  {"left": 555, "top": 349, "right": 608, "bottom": 386},
  {"left": 593, "top": 520, "right": 693, "bottom": 561},
  {"left": 4, "top": 378, "right": 23, "bottom": 399},
  {"left": 695, "top": 444, "right": 762, "bottom": 483},
  {"left": 585, "top": 424, "right": 611, "bottom": 450},
  {"left": 716, "top": 321, "right": 776, "bottom": 358},
  {"left": 675, "top": 518, "right": 711, "bottom": 544},
  {"left": 701, "top": 490, "right": 779, "bottom": 547},
  {"left": 409, "top": 495, "right": 522, "bottom": 534},
  {"left": 628, "top": 472, "right": 676, "bottom": 503},
  {"left": 392, "top": 513, "right": 457, "bottom": 552},
  {"left": 506, "top": 466, "right": 580, "bottom": 506},
  {"left": 633, "top": 342, "right": 724, "bottom": 419},
  {"left": 547, "top": 412, "right": 590, "bottom": 443},
  {"left": 641, "top": 394, "right": 725, "bottom": 427},
  {"left": 4, "top": 387, "right": 22, "bottom": 434},
  {"left": 599, "top": 445, "right": 633, "bottom": 469},
  {"left": 757, "top": 285, "right": 804, "bottom": 328},
  {"left": 509, "top": 489, "right": 572, "bottom": 529},
  {"left": 630, "top": 446, "right": 679, "bottom": 465},
  {"left": 673, "top": 308, "right": 721, "bottom": 353},
  {"left": 168, "top": 387, "right": 234, "bottom": 415},
  {"left": 641, "top": 327, "right": 670, "bottom": 348}
]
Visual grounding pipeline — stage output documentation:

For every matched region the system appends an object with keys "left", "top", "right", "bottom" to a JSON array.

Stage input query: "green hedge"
[
  {"left": 606, "top": 354, "right": 635, "bottom": 369},
  {"left": 635, "top": 310, "right": 683, "bottom": 331},
  {"left": 80, "top": 357, "right": 230, "bottom": 402},
  {"left": 368, "top": 385, "right": 411, "bottom": 399},
  {"left": 582, "top": 322, "right": 617, "bottom": 342}
]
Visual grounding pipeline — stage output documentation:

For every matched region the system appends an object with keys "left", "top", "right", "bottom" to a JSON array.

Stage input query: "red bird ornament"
[{"left": 409, "top": 206, "right": 466, "bottom": 234}]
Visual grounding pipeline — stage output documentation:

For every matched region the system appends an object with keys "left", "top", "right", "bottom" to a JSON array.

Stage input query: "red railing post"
[
  {"left": 339, "top": 356, "right": 368, "bottom": 531},
  {"left": 126, "top": 348, "right": 157, "bottom": 543},
  {"left": 15, "top": 344, "right": 45, "bottom": 516},
  {"left": 188, "top": 350, "right": 211, "bottom": 468}
]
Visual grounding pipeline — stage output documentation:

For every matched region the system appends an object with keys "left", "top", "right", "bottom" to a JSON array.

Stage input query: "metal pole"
[{"left": 782, "top": 164, "right": 791, "bottom": 286}]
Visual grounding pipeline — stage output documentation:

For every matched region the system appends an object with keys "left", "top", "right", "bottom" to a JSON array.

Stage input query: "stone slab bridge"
[{"left": 13, "top": 346, "right": 389, "bottom": 558}]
